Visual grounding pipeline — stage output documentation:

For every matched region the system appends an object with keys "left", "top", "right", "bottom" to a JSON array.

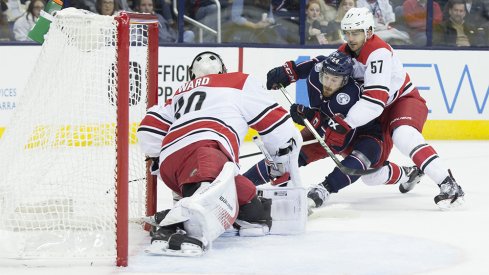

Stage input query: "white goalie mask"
[
  {"left": 188, "top": 51, "right": 227, "bottom": 80},
  {"left": 341, "top": 7, "right": 375, "bottom": 37}
]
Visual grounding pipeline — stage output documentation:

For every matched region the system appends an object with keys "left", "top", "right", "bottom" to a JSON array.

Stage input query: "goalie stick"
[
  {"left": 278, "top": 86, "right": 381, "bottom": 176},
  {"left": 253, "top": 135, "right": 277, "bottom": 170}
]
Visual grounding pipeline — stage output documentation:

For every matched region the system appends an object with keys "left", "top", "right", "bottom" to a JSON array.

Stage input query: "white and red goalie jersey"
[
  {"left": 338, "top": 35, "right": 417, "bottom": 128},
  {"left": 137, "top": 72, "right": 297, "bottom": 165}
]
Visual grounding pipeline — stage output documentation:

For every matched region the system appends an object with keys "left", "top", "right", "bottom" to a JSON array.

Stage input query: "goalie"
[{"left": 137, "top": 51, "right": 303, "bottom": 256}]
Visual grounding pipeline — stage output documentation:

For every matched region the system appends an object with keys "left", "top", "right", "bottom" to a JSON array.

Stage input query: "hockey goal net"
[{"left": 0, "top": 8, "right": 158, "bottom": 266}]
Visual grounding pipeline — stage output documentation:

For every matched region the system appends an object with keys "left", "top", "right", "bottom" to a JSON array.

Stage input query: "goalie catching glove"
[
  {"left": 146, "top": 156, "right": 160, "bottom": 176},
  {"left": 266, "top": 61, "right": 298, "bottom": 90}
]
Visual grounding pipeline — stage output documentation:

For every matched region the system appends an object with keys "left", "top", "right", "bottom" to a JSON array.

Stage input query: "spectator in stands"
[
  {"left": 358, "top": 0, "right": 411, "bottom": 44},
  {"left": 269, "top": 0, "right": 301, "bottom": 44},
  {"left": 89, "top": 0, "right": 128, "bottom": 14},
  {"left": 306, "top": 0, "right": 328, "bottom": 44},
  {"left": 440, "top": 0, "right": 489, "bottom": 31},
  {"left": 318, "top": 0, "right": 338, "bottom": 22},
  {"left": 67, "top": 0, "right": 91, "bottom": 11},
  {"left": 403, "top": 0, "right": 443, "bottom": 45},
  {"left": 160, "top": 0, "right": 175, "bottom": 25},
  {"left": 322, "top": 0, "right": 356, "bottom": 44},
  {"left": 95, "top": 0, "right": 119, "bottom": 15},
  {"left": 190, "top": 0, "right": 229, "bottom": 43},
  {"left": 12, "top": 0, "right": 44, "bottom": 41},
  {"left": 4, "top": 0, "right": 26, "bottom": 23},
  {"left": 224, "top": 0, "right": 287, "bottom": 43},
  {"left": 433, "top": 0, "right": 488, "bottom": 46},
  {"left": 1, "top": 0, "right": 11, "bottom": 41},
  {"left": 465, "top": 0, "right": 489, "bottom": 27},
  {"left": 337, "top": 0, "right": 357, "bottom": 19},
  {"left": 305, "top": 0, "right": 343, "bottom": 44},
  {"left": 136, "top": 0, "right": 194, "bottom": 43}
]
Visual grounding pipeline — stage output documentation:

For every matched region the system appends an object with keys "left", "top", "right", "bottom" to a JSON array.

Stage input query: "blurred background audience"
[
  {"left": 0, "top": 0, "right": 487, "bottom": 48},
  {"left": 433, "top": 0, "right": 488, "bottom": 46},
  {"left": 12, "top": 0, "right": 44, "bottom": 41}
]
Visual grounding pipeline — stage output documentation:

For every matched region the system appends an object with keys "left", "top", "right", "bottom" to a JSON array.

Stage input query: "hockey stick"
[
  {"left": 239, "top": 139, "right": 318, "bottom": 159},
  {"left": 278, "top": 86, "right": 381, "bottom": 176}
]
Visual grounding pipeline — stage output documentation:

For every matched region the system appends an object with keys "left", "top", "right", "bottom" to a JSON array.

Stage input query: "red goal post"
[
  {"left": 116, "top": 12, "right": 159, "bottom": 267},
  {"left": 0, "top": 9, "right": 158, "bottom": 267}
]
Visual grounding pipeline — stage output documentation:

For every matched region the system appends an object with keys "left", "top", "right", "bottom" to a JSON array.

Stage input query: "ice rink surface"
[{"left": 1, "top": 140, "right": 488, "bottom": 275}]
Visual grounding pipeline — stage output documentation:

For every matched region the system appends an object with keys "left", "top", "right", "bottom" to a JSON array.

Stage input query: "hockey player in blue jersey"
[{"left": 244, "top": 51, "right": 423, "bottom": 208}]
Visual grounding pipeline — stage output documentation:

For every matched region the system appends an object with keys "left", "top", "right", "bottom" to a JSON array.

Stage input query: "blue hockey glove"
[{"left": 266, "top": 61, "right": 298, "bottom": 90}]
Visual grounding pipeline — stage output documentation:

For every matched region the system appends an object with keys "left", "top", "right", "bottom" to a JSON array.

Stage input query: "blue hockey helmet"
[
  {"left": 322, "top": 51, "right": 353, "bottom": 77},
  {"left": 319, "top": 51, "right": 353, "bottom": 88}
]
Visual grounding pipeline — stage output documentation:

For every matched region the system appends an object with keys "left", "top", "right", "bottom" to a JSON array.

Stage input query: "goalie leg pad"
[
  {"left": 257, "top": 185, "right": 308, "bottom": 235},
  {"left": 159, "top": 162, "right": 239, "bottom": 247}
]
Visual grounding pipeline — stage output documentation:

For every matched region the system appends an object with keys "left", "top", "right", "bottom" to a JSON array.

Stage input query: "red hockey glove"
[{"left": 324, "top": 114, "right": 352, "bottom": 148}]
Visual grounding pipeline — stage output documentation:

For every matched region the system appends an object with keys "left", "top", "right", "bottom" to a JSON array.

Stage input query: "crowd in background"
[{"left": 0, "top": 0, "right": 488, "bottom": 47}]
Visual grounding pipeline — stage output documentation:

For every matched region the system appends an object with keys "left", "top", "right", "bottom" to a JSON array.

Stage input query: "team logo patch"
[
  {"left": 314, "top": 63, "right": 322, "bottom": 72},
  {"left": 336, "top": 93, "right": 350, "bottom": 105}
]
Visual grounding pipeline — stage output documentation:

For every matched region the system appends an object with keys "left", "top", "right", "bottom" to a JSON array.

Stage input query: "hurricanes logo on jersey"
[{"left": 336, "top": 93, "right": 350, "bottom": 105}]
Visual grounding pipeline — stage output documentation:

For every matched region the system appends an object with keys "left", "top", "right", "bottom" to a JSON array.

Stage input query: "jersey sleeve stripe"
[
  {"left": 138, "top": 113, "right": 171, "bottom": 135},
  {"left": 248, "top": 103, "right": 280, "bottom": 125},
  {"left": 364, "top": 85, "right": 389, "bottom": 93},
  {"left": 259, "top": 114, "right": 291, "bottom": 135},
  {"left": 249, "top": 105, "right": 289, "bottom": 133},
  {"left": 137, "top": 126, "right": 167, "bottom": 137},
  {"left": 162, "top": 118, "right": 240, "bottom": 162},
  {"left": 361, "top": 92, "right": 388, "bottom": 108},
  {"left": 147, "top": 111, "right": 172, "bottom": 125}
]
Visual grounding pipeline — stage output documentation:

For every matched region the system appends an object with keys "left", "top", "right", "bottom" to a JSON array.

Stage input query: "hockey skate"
[
  {"left": 307, "top": 183, "right": 330, "bottom": 213},
  {"left": 434, "top": 170, "right": 465, "bottom": 210},
  {"left": 145, "top": 227, "right": 206, "bottom": 257},
  {"left": 399, "top": 166, "right": 424, "bottom": 193}
]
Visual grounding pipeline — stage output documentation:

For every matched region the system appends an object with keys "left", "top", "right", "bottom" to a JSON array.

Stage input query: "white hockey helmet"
[
  {"left": 188, "top": 51, "right": 227, "bottom": 80},
  {"left": 341, "top": 7, "right": 375, "bottom": 36}
]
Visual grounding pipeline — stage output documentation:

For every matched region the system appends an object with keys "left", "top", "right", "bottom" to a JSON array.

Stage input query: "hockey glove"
[
  {"left": 289, "top": 104, "right": 322, "bottom": 128},
  {"left": 266, "top": 61, "right": 298, "bottom": 90},
  {"left": 267, "top": 137, "right": 302, "bottom": 186},
  {"left": 324, "top": 114, "right": 353, "bottom": 148},
  {"left": 146, "top": 156, "right": 160, "bottom": 176}
]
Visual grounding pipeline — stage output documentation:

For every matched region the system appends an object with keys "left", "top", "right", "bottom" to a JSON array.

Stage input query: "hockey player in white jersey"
[
  {"left": 334, "top": 8, "right": 464, "bottom": 209},
  {"left": 137, "top": 51, "right": 303, "bottom": 256}
]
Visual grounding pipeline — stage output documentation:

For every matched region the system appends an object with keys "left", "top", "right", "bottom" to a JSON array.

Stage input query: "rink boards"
[{"left": 1, "top": 46, "right": 488, "bottom": 140}]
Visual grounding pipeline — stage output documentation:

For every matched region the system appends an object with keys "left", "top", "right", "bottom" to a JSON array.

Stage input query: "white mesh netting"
[{"left": 0, "top": 8, "right": 154, "bottom": 263}]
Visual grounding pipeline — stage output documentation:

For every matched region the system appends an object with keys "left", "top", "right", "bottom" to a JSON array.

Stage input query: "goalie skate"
[{"left": 145, "top": 228, "right": 205, "bottom": 257}]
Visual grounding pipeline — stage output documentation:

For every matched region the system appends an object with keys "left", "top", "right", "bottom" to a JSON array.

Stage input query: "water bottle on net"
[{"left": 28, "top": 0, "right": 63, "bottom": 44}]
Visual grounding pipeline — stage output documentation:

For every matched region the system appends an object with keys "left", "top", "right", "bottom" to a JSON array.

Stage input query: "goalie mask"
[
  {"left": 188, "top": 51, "right": 227, "bottom": 80},
  {"left": 318, "top": 51, "right": 353, "bottom": 96}
]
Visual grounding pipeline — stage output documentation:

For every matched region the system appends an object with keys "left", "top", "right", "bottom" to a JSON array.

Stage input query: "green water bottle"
[{"left": 28, "top": 0, "right": 64, "bottom": 44}]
